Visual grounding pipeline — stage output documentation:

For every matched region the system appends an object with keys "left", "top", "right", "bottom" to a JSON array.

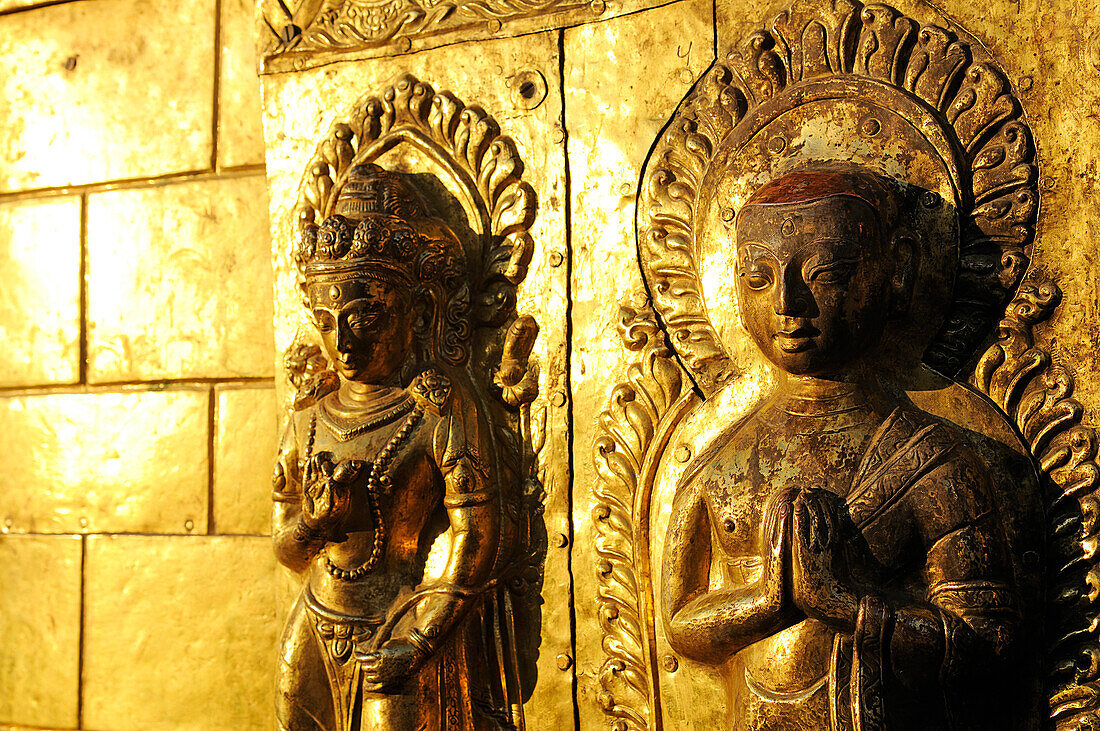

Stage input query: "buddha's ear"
[{"left": 889, "top": 226, "right": 918, "bottom": 316}]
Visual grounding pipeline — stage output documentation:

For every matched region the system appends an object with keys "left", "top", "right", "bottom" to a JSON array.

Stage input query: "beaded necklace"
[{"left": 300, "top": 402, "right": 424, "bottom": 581}]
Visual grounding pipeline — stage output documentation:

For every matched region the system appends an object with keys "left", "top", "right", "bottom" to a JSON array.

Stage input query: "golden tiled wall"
[{"left": 0, "top": 0, "right": 277, "bottom": 727}]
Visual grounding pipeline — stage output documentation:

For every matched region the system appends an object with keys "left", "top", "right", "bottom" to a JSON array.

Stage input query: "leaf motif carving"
[
  {"left": 973, "top": 272, "right": 1100, "bottom": 730},
  {"left": 593, "top": 302, "right": 687, "bottom": 731}
]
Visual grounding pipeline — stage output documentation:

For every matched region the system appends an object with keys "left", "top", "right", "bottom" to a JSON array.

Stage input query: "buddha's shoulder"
[{"left": 677, "top": 405, "right": 768, "bottom": 493}]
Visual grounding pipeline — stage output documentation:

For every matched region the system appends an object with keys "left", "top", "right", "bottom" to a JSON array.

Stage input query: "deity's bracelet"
[{"left": 406, "top": 627, "right": 438, "bottom": 660}]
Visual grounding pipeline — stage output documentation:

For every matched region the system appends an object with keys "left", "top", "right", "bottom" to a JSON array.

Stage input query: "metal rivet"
[
  {"left": 590, "top": 0, "right": 607, "bottom": 12},
  {"left": 549, "top": 251, "right": 564, "bottom": 268},
  {"left": 678, "top": 68, "right": 694, "bottom": 85},
  {"left": 556, "top": 532, "right": 569, "bottom": 548},
  {"left": 557, "top": 653, "right": 574, "bottom": 670},
  {"left": 395, "top": 36, "right": 412, "bottom": 53},
  {"left": 662, "top": 654, "right": 679, "bottom": 672},
  {"left": 920, "top": 191, "right": 941, "bottom": 208},
  {"left": 721, "top": 208, "right": 735, "bottom": 222},
  {"left": 1018, "top": 75, "right": 1033, "bottom": 92},
  {"left": 723, "top": 517, "right": 737, "bottom": 533},
  {"left": 1042, "top": 177, "right": 1056, "bottom": 191},
  {"left": 487, "top": 18, "right": 503, "bottom": 32},
  {"left": 859, "top": 116, "right": 881, "bottom": 137},
  {"left": 551, "top": 391, "right": 567, "bottom": 407},
  {"left": 79, "top": 517, "right": 89, "bottom": 529},
  {"left": 184, "top": 519, "right": 195, "bottom": 532},
  {"left": 674, "top": 445, "right": 692, "bottom": 463},
  {"left": 329, "top": 285, "right": 342, "bottom": 300},
  {"left": 767, "top": 136, "right": 787, "bottom": 154}
]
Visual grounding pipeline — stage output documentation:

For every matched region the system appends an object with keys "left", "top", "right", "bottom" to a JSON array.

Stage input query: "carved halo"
[
  {"left": 294, "top": 73, "right": 537, "bottom": 367},
  {"left": 637, "top": 0, "right": 1039, "bottom": 393}
]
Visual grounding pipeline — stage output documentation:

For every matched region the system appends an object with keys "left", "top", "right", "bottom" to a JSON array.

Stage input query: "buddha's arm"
[
  {"left": 663, "top": 482, "right": 797, "bottom": 664},
  {"left": 271, "top": 419, "right": 326, "bottom": 572},
  {"left": 882, "top": 456, "right": 1019, "bottom": 694}
]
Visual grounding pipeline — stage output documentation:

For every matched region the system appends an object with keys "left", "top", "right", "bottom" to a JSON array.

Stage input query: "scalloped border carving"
[
  {"left": 592, "top": 302, "right": 693, "bottom": 731},
  {"left": 638, "top": 0, "right": 1039, "bottom": 393},
  {"left": 974, "top": 272, "right": 1100, "bottom": 730}
]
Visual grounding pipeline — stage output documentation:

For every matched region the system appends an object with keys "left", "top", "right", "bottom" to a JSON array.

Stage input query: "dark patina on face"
[
  {"left": 734, "top": 170, "right": 900, "bottom": 377},
  {"left": 306, "top": 276, "right": 415, "bottom": 384}
]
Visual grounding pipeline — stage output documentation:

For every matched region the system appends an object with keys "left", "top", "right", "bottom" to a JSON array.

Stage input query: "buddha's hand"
[
  {"left": 790, "top": 488, "right": 859, "bottom": 632},
  {"left": 760, "top": 486, "right": 799, "bottom": 611},
  {"left": 301, "top": 452, "right": 364, "bottom": 538},
  {"left": 357, "top": 640, "right": 425, "bottom": 693}
]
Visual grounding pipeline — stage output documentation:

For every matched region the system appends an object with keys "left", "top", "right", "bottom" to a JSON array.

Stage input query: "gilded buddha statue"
[
  {"left": 272, "top": 163, "right": 521, "bottom": 730},
  {"left": 661, "top": 164, "right": 1036, "bottom": 730}
]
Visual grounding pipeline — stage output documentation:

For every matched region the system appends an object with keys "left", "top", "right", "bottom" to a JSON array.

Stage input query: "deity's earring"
[
  {"left": 889, "top": 227, "right": 918, "bottom": 317},
  {"left": 412, "top": 288, "right": 436, "bottom": 361}
]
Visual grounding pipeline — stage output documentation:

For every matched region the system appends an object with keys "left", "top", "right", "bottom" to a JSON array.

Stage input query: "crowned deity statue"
[{"left": 273, "top": 163, "right": 531, "bottom": 731}]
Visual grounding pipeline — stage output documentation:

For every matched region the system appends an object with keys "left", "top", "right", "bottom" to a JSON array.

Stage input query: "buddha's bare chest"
[{"left": 700, "top": 424, "right": 875, "bottom": 558}]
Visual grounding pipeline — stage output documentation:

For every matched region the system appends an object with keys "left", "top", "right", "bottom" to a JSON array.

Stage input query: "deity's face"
[
  {"left": 734, "top": 195, "right": 893, "bottom": 377},
  {"left": 306, "top": 276, "right": 415, "bottom": 384}
]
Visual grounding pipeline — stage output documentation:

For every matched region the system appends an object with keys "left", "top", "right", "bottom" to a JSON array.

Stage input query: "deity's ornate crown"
[{"left": 296, "top": 164, "right": 453, "bottom": 286}]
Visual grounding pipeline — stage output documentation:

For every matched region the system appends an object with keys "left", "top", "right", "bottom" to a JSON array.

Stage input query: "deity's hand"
[
  {"left": 357, "top": 640, "right": 426, "bottom": 693},
  {"left": 301, "top": 452, "right": 364, "bottom": 539},
  {"left": 759, "top": 486, "right": 799, "bottom": 610},
  {"left": 790, "top": 488, "right": 859, "bottom": 631}
]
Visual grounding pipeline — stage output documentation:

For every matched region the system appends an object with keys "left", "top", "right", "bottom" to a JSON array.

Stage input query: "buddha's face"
[
  {"left": 307, "top": 276, "right": 415, "bottom": 384},
  {"left": 735, "top": 195, "right": 893, "bottom": 377}
]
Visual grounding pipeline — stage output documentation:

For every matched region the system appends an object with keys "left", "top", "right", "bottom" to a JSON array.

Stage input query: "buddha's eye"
[
  {"left": 741, "top": 264, "right": 774, "bottom": 291},
  {"left": 346, "top": 308, "right": 381, "bottom": 331},
  {"left": 806, "top": 259, "right": 857, "bottom": 285}
]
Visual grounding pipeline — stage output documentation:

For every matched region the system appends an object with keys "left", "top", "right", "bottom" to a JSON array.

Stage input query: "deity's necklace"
[
  {"left": 318, "top": 390, "right": 415, "bottom": 442},
  {"left": 301, "top": 399, "right": 424, "bottom": 581}
]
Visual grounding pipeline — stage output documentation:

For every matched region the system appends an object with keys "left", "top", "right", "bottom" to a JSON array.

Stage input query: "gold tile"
[
  {"left": 0, "top": 389, "right": 208, "bottom": 534},
  {"left": 0, "top": 534, "right": 81, "bottom": 729},
  {"left": 218, "top": 0, "right": 266, "bottom": 168},
  {"left": 86, "top": 175, "right": 273, "bottom": 382},
  {"left": 214, "top": 384, "right": 279, "bottom": 535},
  {"left": 0, "top": 0, "right": 214, "bottom": 192},
  {"left": 83, "top": 535, "right": 278, "bottom": 730},
  {"left": 0, "top": 197, "right": 81, "bottom": 388}
]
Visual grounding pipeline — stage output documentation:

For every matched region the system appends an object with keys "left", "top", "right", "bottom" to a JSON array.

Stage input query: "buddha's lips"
[{"left": 773, "top": 325, "right": 818, "bottom": 353}]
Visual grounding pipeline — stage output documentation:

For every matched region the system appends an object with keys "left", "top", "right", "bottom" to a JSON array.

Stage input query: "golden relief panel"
[{"left": 256, "top": 0, "right": 1100, "bottom": 728}]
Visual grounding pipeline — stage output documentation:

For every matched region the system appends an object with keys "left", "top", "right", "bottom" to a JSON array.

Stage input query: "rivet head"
[
  {"left": 721, "top": 207, "right": 735, "bottom": 222},
  {"left": 723, "top": 517, "right": 737, "bottom": 533},
  {"left": 767, "top": 136, "right": 787, "bottom": 154},
  {"left": 674, "top": 445, "right": 692, "bottom": 463},
  {"left": 557, "top": 653, "right": 573, "bottom": 670},
  {"left": 551, "top": 391, "right": 567, "bottom": 407},
  {"left": 662, "top": 654, "right": 679, "bottom": 672},
  {"left": 859, "top": 116, "right": 881, "bottom": 137},
  {"left": 556, "top": 532, "right": 569, "bottom": 548},
  {"left": 329, "top": 285, "right": 342, "bottom": 300},
  {"left": 920, "top": 191, "right": 941, "bottom": 208},
  {"left": 549, "top": 251, "right": 564, "bottom": 268},
  {"left": 184, "top": 519, "right": 195, "bottom": 532}
]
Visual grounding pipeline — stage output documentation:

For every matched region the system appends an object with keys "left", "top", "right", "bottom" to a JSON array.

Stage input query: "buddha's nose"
[{"left": 774, "top": 267, "right": 810, "bottom": 316}]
